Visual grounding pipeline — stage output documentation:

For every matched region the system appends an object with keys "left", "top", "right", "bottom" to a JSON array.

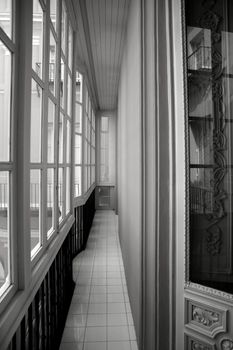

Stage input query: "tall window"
[
  {"left": 0, "top": 0, "right": 14, "bottom": 296},
  {"left": 100, "top": 116, "right": 110, "bottom": 182},
  {"left": 59, "top": 1, "right": 73, "bottom": 220},
  {"left": 74, "top": 72, "right": 83, "bottom": 197},
  {"left": 30, "top": 0, "right": 73, "bottom": 259},
  {"left": 83, "top": 87, "right": 96, "bottom": 193},
  {"left": 30, "top": 0, "right": 45, "bottom": 257}
]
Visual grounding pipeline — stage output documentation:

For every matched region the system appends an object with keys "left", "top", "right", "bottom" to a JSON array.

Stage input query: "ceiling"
[{"left": 73, "top": 0, "right": 130, "bottom": 111}]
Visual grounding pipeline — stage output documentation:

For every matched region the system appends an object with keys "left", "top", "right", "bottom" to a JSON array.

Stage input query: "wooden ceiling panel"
[{"left": 74, "top": 0, "right": 130, "bottom": 110}]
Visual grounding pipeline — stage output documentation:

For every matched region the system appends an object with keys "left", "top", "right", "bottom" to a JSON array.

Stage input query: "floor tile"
[
  {"left": 108, "top": 303, "right": 126, "bottom": 314},
  {"left": 69, "top": 303, "right": 89, "bottom": 315},
  {"left": 87, "top": 313, "right": 107, "bottom": 326},
  {"left": 74, "top": 285, "right": 91, "bottom": 295},
  {"left": 107, "top": 285, "right": 124, "bottom": 294},
  {"left": 61, "top": 327, "right": 85, "bottom": 342},
  {"left": 107, "top": 293, "right": 125, "bottom": 303},
  {"left": 88, "top": 303, "right": 107, "bottom": 314},
  {"left": 127, "top": 313, "right": 134, "bottom": 325},
  {"left": 91, "top": 285, "right": 107, "bottom": 294},
  {"left": 89, "top": 293, "right": 106, "bottom": 303},
  {"left": 71, "top": 294, "right": 89, "bottom": 304},
  {"left": 108, "top": 341, "right": 131, "bottom": 350},
  {"left": 129, "top": 325, "right": 137, "bottom": 340},
  {"left": 131, "top": 340, "right": 139, "bottom": 350},
  {"left": 107, "top": 313, "right": 128, "bottom": 326},
  {"left": 107, "top": 278, "right": 122, "bottom": 286},
  {"left": 84, "top": 326, "right": 107, "bottom": 342},
  {"left": 107, "top": 326, "right": 130, "bottom": 341},
  {"left": 65, "top": 314, "right": 87, "bottom": 327},
  {"left": 91, "top": 278, "right": 107, "bottom": 285},
  {"left": 59, "top": 342, "right": 83, "bottom": 350},
  {"left": 83, "top": 342, "right": 107, "bottom": 350}
]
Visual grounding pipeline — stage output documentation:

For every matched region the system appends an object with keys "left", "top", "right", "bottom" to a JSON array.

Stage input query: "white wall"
[{"left": 117, "top": 0, "right": 142, "bottom": 343}]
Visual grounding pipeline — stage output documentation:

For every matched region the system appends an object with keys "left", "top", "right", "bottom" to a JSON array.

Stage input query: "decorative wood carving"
[
  {"left": 185, "top": 333, "right": 216, "bottom": 350},
  {"left": 185, "top": 298, "right": 228, "bottom": 338},
  {"left": 192, "top": 306, "right": 219, "bottom": 326},
  {"left": 191, "top": 340, "right": 212, "bottom": 350},
  {"left": 221, "top": 339, "right": 233, "bottom": 350}
]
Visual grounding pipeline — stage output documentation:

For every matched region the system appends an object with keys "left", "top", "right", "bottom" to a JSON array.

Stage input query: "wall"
[{"left": 117, "top": 0, "right": 142, "bottom": 344}]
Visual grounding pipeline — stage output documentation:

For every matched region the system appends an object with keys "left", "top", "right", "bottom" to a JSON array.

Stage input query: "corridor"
[{"left": 60, "top": 210, "right": 138, "bottom": 350}]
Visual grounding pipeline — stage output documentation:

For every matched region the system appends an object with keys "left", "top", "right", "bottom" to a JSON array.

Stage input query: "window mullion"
[{"left": 41, "top": 0, "right": 50, "bottom": 252}]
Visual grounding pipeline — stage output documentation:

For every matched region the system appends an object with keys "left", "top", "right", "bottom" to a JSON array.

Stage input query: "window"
[
  {"left": 74, "top": 72, "right": 83, "bottom": 197},
  {"left": 32, "top": 0, "right": 44, "bottom": 79},
  {"left": 74, "top": 75, "right": 96, "bottom": 198},
  {"left": 30, "top": 0, "right": 73, "bottom": 259},
  {"left": 59, "top": 1, "right": 73, "bottom": 220},
  {"left": 0, "top": 0, "right": 14, "bottom": 298},
  {"left": 0, "top": 0, "right": 12, "bottom": 39},
  {"left": 100, "top": 116, "right": 110, "bottom": 182},
  {"left": 186, "top": 0, "right": 233, "bottom": 293}
]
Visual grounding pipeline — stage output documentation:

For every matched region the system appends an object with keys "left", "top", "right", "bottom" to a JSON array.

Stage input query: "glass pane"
[
  {"left": 48, "top": 99, "right": 55, "bottom": 163},
  {"left": 61, "top": 2, "right": 66, "bottom": 55},
  {"left": 74, "top": 166, "right": 81, "bottom": 197},
  {"left": 47, "top": 168, "right": 54, "bottom": 235},
  {"left": 75, "top": 103, "right": 82, "bottom": 133},
  {"left": 92, "top": 165, "right": 95, "bottom": 184},
  {"left": 189, "top": 119, "right": 213, "bottom": 165},
  {"left": 84, "top": 140, "right": 87, "bottom": 164},
  {"left": 60, "top": 58, "right": 65, "bottom": 108},
  {"left": 186, "top": 0, "right": 233, "bottom": 293},
  {"left": 86, "top": 117, "right": 90, "bottom": 139},
  {"left": 91, "top": 147, "right": 95, "bottom": 165},
  {"left": 50, "top": 0, "right": 57, "bottom": 31},
  {"left": 0, "top": 41, "right": 11, "bottom": 161},
  {"left": 66, "top": 167, "right": 70, "bottom": 214},
  {"left": 0, "top": 0, "right": 12, "bottom": 38},
  {"left": 49, "top": 30, "right": 56, "bottom": 94},
  {"left": 32, "top": 0, "right": 43, "bottom": 78},
  {"left": 31, "top": 79, "right": 42, "bottom": 163},
  {"left": 75, "top": 134, "right": 81, "bottom": 164},
  {"left": 68, "top": 23, "right": 73, "bottom": 70},
  {"left": 88, "top": 166, "right": 90, "bottom": 189},
  {"left": 30, "top": 169, "right": 41, "bottom": 256},
  {"left": 76, "top": 72, "right": 82, "bottom": 102},
  {"left": 58, "top": 168, "right": 63, "bottom": 221},
  {"left": 83, "top": 166, "right": 87, "bottom": 193},
  {"left": 0, "top": 172, "right": 10, "bottom": 294},
  {"left": 87, "top": 143, "right": 90, "bottom": 164},
  {"left": 66, "top": 120, "right": 71, "bottom": 164},
  {"left": 85, "top": 90, "right": 89, "bottom": 113},
  {"left": 67, "top": 74, "right": 72, "bottom": 116},
  {"left": 101, "top": 116, "right": 109, "bottom": 132},
  {"left": 59, "top": 113, "right": 64, "bottom": 163}
]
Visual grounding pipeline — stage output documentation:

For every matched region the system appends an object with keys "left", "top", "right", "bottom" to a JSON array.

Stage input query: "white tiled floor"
[{"left": 60, "top": 210, "right": 138, "bottom": 350}]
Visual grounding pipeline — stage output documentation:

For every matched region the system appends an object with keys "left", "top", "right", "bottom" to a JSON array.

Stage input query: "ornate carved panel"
[
  {"left": 185, "top": 298, "right": 228, "bottom": 338},
  {"left": 185, "top": 333, "right": 216, "bottom": 350}
]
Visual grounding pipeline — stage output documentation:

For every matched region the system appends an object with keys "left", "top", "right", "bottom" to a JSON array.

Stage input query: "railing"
[
  {"left": 6, "top": 229, "right": 75, "bottom": 350},
  {"left": 188, "top": 46, "right": 211, "bottom": 71},
  {"left": 190, "top": 185, "right": 213, "bottom": 214},
  {"left": 5, "top": 188, "right": 96, "bottom": 350}
]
